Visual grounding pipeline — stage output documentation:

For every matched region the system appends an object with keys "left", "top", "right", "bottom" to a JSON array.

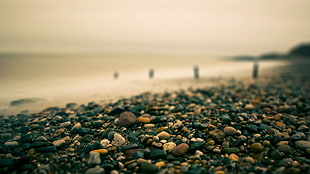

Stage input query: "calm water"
[{"left": 0, "top": 54, "right": 287, "bottom": 115}]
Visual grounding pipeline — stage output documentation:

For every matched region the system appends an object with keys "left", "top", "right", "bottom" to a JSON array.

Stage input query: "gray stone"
[
  {"left": 88, "top": 152, "right": 101, "bottom": 165},
  {"left": 111, "top": 133, "right": 126, "bottom": 147},
  {"left": 85, "top": 165, "right": 105, "bottom": 174},
  {"left": 295, "top": 140, "right": 310, "bottom": 149}
]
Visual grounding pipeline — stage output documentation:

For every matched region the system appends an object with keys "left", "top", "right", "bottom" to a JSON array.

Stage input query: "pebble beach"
[{"left": 0, "top": 59, "right": 310, "bottom": 174}]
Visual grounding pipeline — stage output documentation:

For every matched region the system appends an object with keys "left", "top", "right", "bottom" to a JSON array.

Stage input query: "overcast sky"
[{"left": 0, "top": 0, "right": 309, "bottom": 56}]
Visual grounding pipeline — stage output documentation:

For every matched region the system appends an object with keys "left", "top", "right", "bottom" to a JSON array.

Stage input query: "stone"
[
  {"left": 250, "top": 143, "right": 264, "bottom": 153},
  {"left": 4, "top": 141, "right": 19, "bottom": 147},
  {"left": 157, "top": 131, "right": 170, "bottom": 140},
  {"left": 277, "top": 145, "right": 291, "bottom": 154},
  {"left": 91, "top": 149, "right": 108, "bottom": 155},
  {"left": 116, "top": 111, "right": 136, "bottom": 127},
  {"left": 222, "top": 147, "right": 240, "bottom": 153},
  {"left": 209, "top": 129, "right": 225, "bottom": 142},
  {"left": 139, "top": 162, "right": 159, "bottom": 174},
  {"left": 163, "top": 142, "right": 176, "bottom": 151},
  {"left": 270, "top": 150, "right": 283, "bottom": 160},
  {"left": 88, "top": 152, "right": 101, "bottom": 165},
  {"left": 85, "top": 165, "right": 105, "bottom": 174},
  {"left": 223, "top": 126, "right": 238, "bottom": 136},
  {"left": 155, "top": 161, "right": 166, "bottom": 168},
  {"left": 171, "top": 143, "right": 189, "bottom": 156},
  {"left": 229, "top": 153, "right": 240, "bottom": 162},
  {"left": 52, "top": 139, "right": 66, "bottom": 147},
  {"left": 137, "top": 116, "right": 151, "bottom": 124},
  {"left": 295, "top": 140, "right": 310, "bottom": 149},
  {"left": 111, "top": 133, "right": 126, "bottom": 147},
  {"left": 149, "top": 149, "right": 167, "bottom": 159}
]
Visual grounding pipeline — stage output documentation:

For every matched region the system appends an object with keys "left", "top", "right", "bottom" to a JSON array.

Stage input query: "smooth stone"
[
  {"left": 224, "top": 126, "right": 238, "bottom": 136},
  {"left": 171, "top": 143, "right": 189, "bottom": 157},
  {"left": 278, "top": 145, "right": 291, "bottom": 154},
  {"left": 116, "top": 111, "right": 136, "bottom": 127},
  {"left": 85, "top": 165, "right": 105, "bottom": 174},
  {"left": 36, "top": 136, "right": 49, "bottom": 142},
  {"left": 4, "top": 141, "right": 19, "bottom": 147},
  {"left": 111, "top": 133, "right": 126, "bottom": 147},
  {"left": 88, "top": 152, "right": 101, "bottom": 165},
  {"left": 91, "top": 149, "right": 108, "bottom": 155},
  {"left": 139, "top": 162, "right": 159, "bottom": 174},
  {"left": 82, "top": 134, "right": 93, "bottom": 142},
  {"left": 222, "top": 147, "right": 240, "bottom": 153},
  {"left": 144, "top": 124, "right": 156, "bottom": 128},
  {"left": 246, "top": 125, "right": 258, "bottom": 132},
  {"left": 163, "top": 142, "right": 176, "bottom": 151},
  {"left": 149, "top": 149, "right": 167, "bottom": 159},
  {"left": 157, "top": 131, "right": 170, "bottom": 140},
  {"left": 137, "top": 117, "right": 151, "bottom": 124},
  {"left": 270, "top": 150, "right": 283, "bottom": 160},
  {"left": 295, "top": 140, "right": 310, "bottom": 149},
  {"left": 52, "top": 139, "right": 66, "bottom": 147},
  {"left": 229, "top": 153, "right": 239, "bottom": 162},
  {"left": 250, "top": 143, "right": 264, "bottom": 153}
]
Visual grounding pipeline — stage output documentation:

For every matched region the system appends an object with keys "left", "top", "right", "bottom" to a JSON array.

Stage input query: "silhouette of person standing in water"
[
  {"left": 194, "top": 65, "right": 199, "bottom": 79},
  {"left": 149, "top": 69, "right": 154, "bottom": 79},
  {"left": 114, "top": 71, "right": 119, "bottom": 80}
]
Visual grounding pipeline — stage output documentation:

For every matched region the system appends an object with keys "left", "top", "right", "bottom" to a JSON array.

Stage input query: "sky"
[{"left": 0, "top": 0, "right": 309, "bottom": 56}]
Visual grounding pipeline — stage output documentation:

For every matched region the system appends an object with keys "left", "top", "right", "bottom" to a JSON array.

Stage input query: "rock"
[
  {"left": 139, "top": 162, "right": 158, "bottom": 174},
  {"left": 85, "top": 165, "right": 105, "bottom": 174},
  {"left": 111, "top": 133, "right": 126, "bottom": 147},
  {"left": 223, "top": 126, "right": 238, "bottom": 136},
  {"left": 52, "top": 139, "right": 66, "bottom": 147},
  {"left": 4, "top": 141, "right": 19, "bottom": 147},
  {"left": 163, "top": 142, "right": 176, "bottom": 151},
  {"left": 229, "top": 153, "right": 240, "bottom": 162},
  {"left": 222, "top": 147, "right": 240, "bottom": 154},
  {"left": 209, "top": 129, "right": 225, "bottom": 142},
  {"left": 171, "top": 143, "right": 189, "bottom": 156},
  {"left": 116, "top": 111, "right": 136, "bottom": 127},
  {"left": 88, "top": 152, "right": 101, "bottom": 165},
  {"left": 149, "top": 149, "right": 167, "bottom": 159},
  {"left": 137, "top": 115, "right": 151, "bottom": 124},
  {"left": 270, "top": 150, "right": 283, "bottom": 160},
  {"left": 277, "top": 145, "right": 291, "bottom": 154},
  {"left": 157, "top": 131, "right": 170, "bottom": 140},
  {"left": 250, "top": 143, "right": 264, "bottom": 153},
  {"left": 91, "top": 149, "right": 108, "bottom": 155},
  {"left": 295, "top": 140, "right": 310, "bottom": 149}
]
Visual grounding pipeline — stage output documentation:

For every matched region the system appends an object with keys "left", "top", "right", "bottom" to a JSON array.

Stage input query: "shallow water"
[{"left": 0, "top": 54, "right": 288, "bottom": 115}]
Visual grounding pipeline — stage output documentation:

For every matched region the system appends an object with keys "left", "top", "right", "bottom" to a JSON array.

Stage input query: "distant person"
[
  {"left": 194, "top": 65, "right": 199, "bottom": 79},
  {"left": 252, "top": 61, "right": 259, "bottom": 79},
  {"left": 149, "top": 68, "right": 154, "bottom": 79},
  {"left": 114, "top": 71, "right": 119, "bottom": 80}
]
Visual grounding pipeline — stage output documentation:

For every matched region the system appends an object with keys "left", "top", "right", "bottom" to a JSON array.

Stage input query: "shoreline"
[{"left": 0, "top": 59, "right": 290, "bottom": 116}]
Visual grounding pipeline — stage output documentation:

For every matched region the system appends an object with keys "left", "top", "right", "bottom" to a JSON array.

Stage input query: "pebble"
[
  {"left": 139, "top": 162, "right": 158, "bottom": 174},
  {"left": 223, "top": 126, "right": 238, "bottom": 136},
  {"left": 209, "top": 129, "right": 225, "bottom": 142},
  {"left": 171, "top": 143, "right": 189, "bottom": 156},
  {"left": 250, "top": 143, "right": 264, "bottom": 153},
  {"left": 88, "top": 152, "right": 101, "bottom": 165},
  {"left": 116, "top": 111, "right": 136, "bottom": 127},
  {"left": 295, "top": 140, "right": 310, "bottom": 149},
  {"left": 163, "top": 142, "right": 176, "bottom": 151},
  {"left": 111, "top": 133, "right": 126, "bottom": 147},
  {"left": 157, "top": 131, "right": 170, "bottom": 140},
  {"left": 85, "top": 165, "right": 105, "bottom": 174}
]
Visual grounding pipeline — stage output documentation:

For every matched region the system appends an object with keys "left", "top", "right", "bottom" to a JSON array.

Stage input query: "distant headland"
[{"left": 233, "top": 42, "right": 310, "bottom": 61}]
